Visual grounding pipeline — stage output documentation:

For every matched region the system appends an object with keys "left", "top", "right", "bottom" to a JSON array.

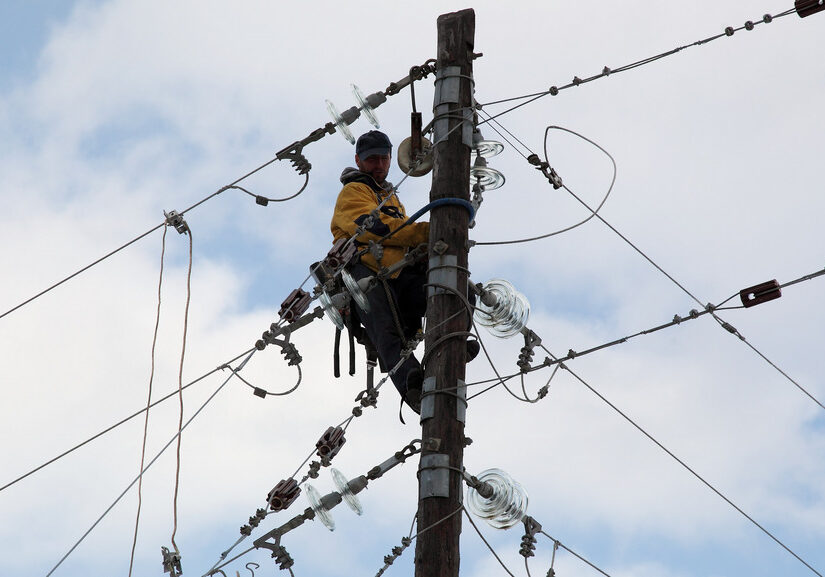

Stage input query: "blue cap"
[{"left": 355, "top": 130, "right": 392, "bottom": 159}]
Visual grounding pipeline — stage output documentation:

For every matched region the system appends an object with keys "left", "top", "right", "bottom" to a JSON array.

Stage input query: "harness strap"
[
  {"left": 333, "top": 327, "right": 341, "bottom": 378},
  {"left": 348, "top": 325, "right": 356, "bottom": 376},
  {"left": 381, "top": 277, "right": 408, "bottom": 349}
]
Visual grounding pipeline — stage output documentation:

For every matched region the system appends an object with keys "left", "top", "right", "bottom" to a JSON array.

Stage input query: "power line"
[
  {"left": 0, "top": 151, "right": 291, "bottom": 323},
  {"left": 472, "top": 111, "right": 825, "bottom": 413},
  {"left": 476, "top": 8, "right": 797, "bottom": 120},
  {"left": 45, "top": 353, "right": 249, "bottom": 577},
  {"left": 0, "top": 347, "right": 255, "bottom": 494},
  {"left": 552, "top": 353, "right": 823, "bottom": 577}
]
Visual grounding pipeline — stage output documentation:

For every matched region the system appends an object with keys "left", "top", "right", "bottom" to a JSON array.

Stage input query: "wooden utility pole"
[{"left": 415, "top": 9, "right": 475, "bottom": 577}]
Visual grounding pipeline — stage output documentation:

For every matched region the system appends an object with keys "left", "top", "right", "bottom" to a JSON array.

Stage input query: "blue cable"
[{"left": 406, "top": 198, "right": 475, "bottom": 224}]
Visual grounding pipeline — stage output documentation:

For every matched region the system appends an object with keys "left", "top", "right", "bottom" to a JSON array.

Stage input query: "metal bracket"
[
  {"left": 427, "top": 255, "right": 458, "bottom": 297},
  {"left": 420, "top": 376, "right": 436, "bottom": 420},
  {"left": 456, "top": 379, "right": 467, "bottom": 423},
  {"left": 419, "top": 453, "right": 450, "bottom": 498}
]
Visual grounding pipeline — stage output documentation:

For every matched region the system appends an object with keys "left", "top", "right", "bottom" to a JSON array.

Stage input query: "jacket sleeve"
[{"left": 331, "top": 183, "right": 429, "bottom": 248}]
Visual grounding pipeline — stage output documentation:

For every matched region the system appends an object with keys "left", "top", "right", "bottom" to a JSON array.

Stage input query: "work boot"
[{"left": 404, "top": 367, "right": 423, "bottom": 414}]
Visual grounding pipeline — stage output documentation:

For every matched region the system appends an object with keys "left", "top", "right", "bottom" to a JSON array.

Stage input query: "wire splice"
[
  {"left": 526, "top": 153, "right": 563, "bottom": 189},
  {"left": 163, "top": 210, "right": 190, "bottom": 235},
  {"left": 161, "top": 546, "right": 183, "bottom": 577}
]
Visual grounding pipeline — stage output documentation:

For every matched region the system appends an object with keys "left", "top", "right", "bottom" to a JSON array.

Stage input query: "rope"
[
  {"left": 44, "top": 354, "right": 245, "bottom": 577},
  {"left": 170, "top": 229, "right": 193, "bottom": 554},
  {"left": 128, "top": 226, "right": 167, "bottom": 577}
]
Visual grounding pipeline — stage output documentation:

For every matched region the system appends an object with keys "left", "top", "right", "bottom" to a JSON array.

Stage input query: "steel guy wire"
[
  {"left": 557, "top": 174, "right": 825, "bottom": 413},
  {"left": 0, "top": 346, "right": 256, "bottom": 494},
  {"left": 419, "top": 280, "right": 541, "bottom": 403},
  {"left": 462, "top": 506, "right": 518, "bottom": 577},
  {"left": 0, "top": 144, "right": 298, "bottom": 323},
  {"left": 203, "top": 337, "right": 428, "bottom": 573},
  {"left": 223, "top": 361, "right": 303, "bottom": 397},
  {"left": 548, "top": 348, "right": 823, "bottom": 577},
  {"left": 207, "top": 441, "right": 424, "bottom": 577},
  {"left": 538, "top": 531, "right": 612, "bottom": 577},
  {"left": 476, "top": 7, "right": 797, "bottom": 119},
  {"left": 473, "top": 112, "right": 825, "bottom": 413},
  {"left": 44, "top": 350, "right": 254, "bottom": 577},
  {"left": 473, "top": 123, "right": 617, "bottom": 246}
]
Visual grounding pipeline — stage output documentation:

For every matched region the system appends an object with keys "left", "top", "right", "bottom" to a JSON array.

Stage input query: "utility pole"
[{"left": 415, "top": 9, "right": 475, "bottom": 577}]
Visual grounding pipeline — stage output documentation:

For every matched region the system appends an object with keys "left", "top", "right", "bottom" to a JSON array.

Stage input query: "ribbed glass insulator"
[
  {"left": 326, "top": 99, "right": 355, "bottom": 144},
  {"left": 472, "top": 139, "right": 504, "bottom": 158},
  {"left": 470, "top": 165, "right": 505, "bottom": 190},
  {"left": 352, "top": 84, "right": 380, "bottom": 128},
  {"left": 331, "top": 468, "right": 363, "bottom": 516},
  {"left": 318, "top": 291, "right": 345, "bottom": 331},
  {"left": 474, "top": 279, "right": 530, "bottom": 338},
  {"left": 341, "top": 269, "right": 370, "bottom": 313},
  {"left": 466, "top": 468, "right": 528, "bottom": 529},
  {"left": 305, "top": 483, "right": 336, "bottom": 531}
]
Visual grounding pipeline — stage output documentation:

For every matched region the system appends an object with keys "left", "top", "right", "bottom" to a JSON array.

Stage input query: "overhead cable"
[
  {"left": 476, "top": 7, "right": 799, "bottom": 121},
  {"left": 44, "top": 351, "right": 253, "bottom": 577},
  {"left": 551, "top": 352, "right": 823, "bottom": 577},
  {"left": 0, "top": 345, "right": 256, "bottom": 494}
]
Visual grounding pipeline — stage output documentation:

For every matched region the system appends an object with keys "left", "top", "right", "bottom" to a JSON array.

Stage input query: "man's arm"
[{"left": 331, "top": 183, "right": 429, "bottom": 248}]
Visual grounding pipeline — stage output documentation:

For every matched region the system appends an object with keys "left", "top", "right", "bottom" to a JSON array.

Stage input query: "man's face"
[{"left": 356, "top": 153, "right": 391, "bottom": 184}]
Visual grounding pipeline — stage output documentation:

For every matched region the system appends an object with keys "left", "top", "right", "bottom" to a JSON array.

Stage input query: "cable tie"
[
  {"left": 548, "top": 86, "right": 559, "bottom": 96},
  {"left": 689, "top": 309, "right": 700, "bottom": 319},
  {"left": 572, "top": 76, "right": 583, "bottom": 85},
  {"left": 567, "top": 349, "right": 577, "bottom": 359},
  {"left": 672, "top": 314, "right": 683, "bottom": 324},
  {"left": 745, "top": 20, "right": 755, "bottom": 30},
  {"left": 763, "top": 13, "right": 773, "bottom": 23},
  {"left": 725, "top": 26, "right": 735, "bottom": 36}
]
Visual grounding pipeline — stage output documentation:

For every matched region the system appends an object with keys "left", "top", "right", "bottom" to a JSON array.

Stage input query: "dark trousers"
[{"left": 349, "top": 263, "right": 427, "bottom": 398}]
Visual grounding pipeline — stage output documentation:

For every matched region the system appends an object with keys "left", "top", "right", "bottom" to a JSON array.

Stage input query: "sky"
[{"left": 1, "top": 1, "right": 823, "bottom": 577}]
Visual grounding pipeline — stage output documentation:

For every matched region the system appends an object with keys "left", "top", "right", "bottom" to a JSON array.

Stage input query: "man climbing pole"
[{"left": 330, "top": 130, "right": 429, "bottom": 414}]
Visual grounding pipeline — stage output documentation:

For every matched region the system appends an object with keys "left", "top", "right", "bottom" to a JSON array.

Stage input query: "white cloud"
[{"left": 1, "top": 1, "right": 824, "bottom": 577}]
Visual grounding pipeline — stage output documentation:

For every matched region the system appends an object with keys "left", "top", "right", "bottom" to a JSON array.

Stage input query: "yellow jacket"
[{"left": 330, "top": 168, "right": 429, "bottom": 275}]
